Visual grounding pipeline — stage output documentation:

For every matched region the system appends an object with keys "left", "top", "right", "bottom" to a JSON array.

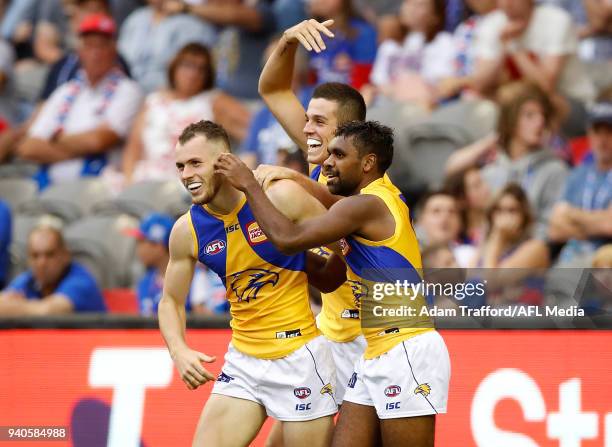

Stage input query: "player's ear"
[{"left": 362, "top": 153, "right": 377, "bottom": 173}]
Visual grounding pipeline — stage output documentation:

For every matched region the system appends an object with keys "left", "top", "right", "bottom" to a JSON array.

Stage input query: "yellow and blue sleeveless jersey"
[
  {"left": 188, "top": 195, "right": 319, "bottom": 359},
  {"left": 309, "top": 165, "right": 362, "bottom": 343},
  {"left": 342, "top": 175, "right": 433, "bottom": 359}
]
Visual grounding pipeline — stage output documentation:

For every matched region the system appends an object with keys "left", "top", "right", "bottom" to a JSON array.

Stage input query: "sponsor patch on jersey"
[
  {"left": 247, "top": 221, "right": 267, "bottom": 245},
  {"left": 205, "top": 239, "right": 226, "bottom": 255},
  {"left": 294, "top": 387, "right": 311, "bottom": 399},
  {"left": 341, "top": 309, "right": 360, "bottom": 319},
  {"left": 339, "top": 238, "right": 350, "bottom": 255},
  {"left": 275, "top": 329, "right": 302, "bottom": 339},
  {"left": 384, "top": 385, "right": 402, "bottom": 398},
  {"left": 377, "top": 327, "right": 400, "bottom": 336}
]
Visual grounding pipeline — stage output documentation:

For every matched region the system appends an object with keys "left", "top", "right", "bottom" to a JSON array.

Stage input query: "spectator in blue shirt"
[
  {"left": 0, "top": 200, "right": 10, "bottom": 289},
  {"left": 0, "top": 225, "right": 106, "bottom": 315},
  {"left": 126, "top": 212, "right": 191, "bottom": 315},
  {"left": 549, "top": 91, "right": 612, "bottom": 264}
]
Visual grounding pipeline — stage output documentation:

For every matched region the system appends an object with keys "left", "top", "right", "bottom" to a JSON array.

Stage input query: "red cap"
[{"left": 78, "top": 14, "right": 117, "bottom": 37}]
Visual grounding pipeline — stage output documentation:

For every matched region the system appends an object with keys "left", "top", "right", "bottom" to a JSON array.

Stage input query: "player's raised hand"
[
  {"left": 283, "top": 19, "right": 335, "bottom": 53},
  {"left": 254, "top": 164, "right": 298, "bottom": 190},
  {"left": 172, "top": 347, "right": 217, "bottom": 390},
  {"left": 214, "top": 153, "right": 257, "bottom": 192}
]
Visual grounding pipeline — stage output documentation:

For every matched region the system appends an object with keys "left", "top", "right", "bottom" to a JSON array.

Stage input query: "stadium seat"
[
  {"left": 387, "top": 122, "right": 473, "bottom": 199},
  {"left": 102, "top": 288, "right": 139, "bottom": 314},
  {"left": 0, "top": 177, "right": 38, "bottom": 210},
  {"left": 93, "top": 179, "right": 190, "bottom": 219},
  {"left": 429, "top": 99, "right": 498, "bottom": 141},
  {"left": 17, "top": 178, "right": 112, "bottom": 223},
  {"left": 64, "top": 214, "right": 139, "bottom": 288},
  {"left": 0, "top": 159, "right": 39, "bottom": 179}
]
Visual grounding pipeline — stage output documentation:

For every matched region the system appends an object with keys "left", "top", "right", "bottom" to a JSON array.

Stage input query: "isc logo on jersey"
[
  {"left": 206, "top": 239, "right": 226, "bottom": 255},
  {"left": 247, "top": 222, "right": 267, "bottom": 245}
]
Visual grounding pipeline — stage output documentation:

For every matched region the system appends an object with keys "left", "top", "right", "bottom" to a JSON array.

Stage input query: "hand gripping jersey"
[
  {"left": 341, "top": 175, "right": 434, "bottom": 359},
  {"left": 309, "top": 165, "right": 362, "bottom": 343},
  {"left": 188, "top": 195, "right": 319, "bottom": 359}
]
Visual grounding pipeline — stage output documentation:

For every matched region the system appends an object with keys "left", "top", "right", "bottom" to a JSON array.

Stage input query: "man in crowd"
[
  {"left": 0, "top": 225, "right": 106, "bottom": 315},
  {"left": 17, "top": 13, "right": 142, "bottom": 189}
]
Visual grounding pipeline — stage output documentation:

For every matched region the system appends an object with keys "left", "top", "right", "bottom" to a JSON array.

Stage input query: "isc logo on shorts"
[
  {"left": 384, "top": 385, "right": 402, "bottom": 397},
  {"left": 205, "top": 239, "right": 226, "bottom": 255},
  {"left": 294, "top": 387, "right": 311, "bottom": 399},
  {"left": 247, "top": 222, "right": 267, "bottom": 245},
  {"left": 347, "top": 372, "right": 357, "bottom": 389}
]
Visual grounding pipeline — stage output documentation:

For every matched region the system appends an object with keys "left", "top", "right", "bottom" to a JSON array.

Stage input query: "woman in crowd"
[
  {"left": 471, "top": 183, "right": 549, "bottom": 306},
  {"left": 116, "top": 42, "right": 247, "bottom": 186}
]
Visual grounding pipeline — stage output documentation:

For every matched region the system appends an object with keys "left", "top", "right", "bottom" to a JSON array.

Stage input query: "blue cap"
[
  {"left": 125, "top": 213, "right": 175, "bottom": 247},
  {"left": 588, "top": 101, "right": 612, "bottom": 126}
]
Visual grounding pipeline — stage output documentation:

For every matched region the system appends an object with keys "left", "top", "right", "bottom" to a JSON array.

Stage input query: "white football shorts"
[
  {"left": 343, "top": 330, "right": 450, "bottom": 419},
  {"left": 211, "top": 335, "right": 338, "bottom": 421}
]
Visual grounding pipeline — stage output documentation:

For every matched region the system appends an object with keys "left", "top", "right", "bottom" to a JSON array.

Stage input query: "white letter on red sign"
[
  {"left": 471, "top": 368, "right": 546, "bottom": 447},
  {"left": 547, "top": 379, "right": 598, "bottom": 447},
  {"left": 89, "top": 348, "right": 173, "bottom": 447}
]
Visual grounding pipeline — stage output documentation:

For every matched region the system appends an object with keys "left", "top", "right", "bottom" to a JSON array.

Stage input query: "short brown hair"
[
  {"left": 496, "top": 82, "right": 554, "bottom": 150},
  {"left": 167, "top": 42, "right": 215, "bottom": 92},
  {"left": 178, "top": 120, "right": 230, "bottom": 151},
  {"left": 312, "top": 82, "right": 366, "bottom": 124}
]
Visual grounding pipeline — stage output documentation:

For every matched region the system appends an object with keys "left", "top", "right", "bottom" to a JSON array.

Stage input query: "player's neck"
[
  {"left": 355, "top": 173, "right": 383, "bottom": 194},
  {"left": 207, "top": 182, "right": 244, "bottom": 215}
]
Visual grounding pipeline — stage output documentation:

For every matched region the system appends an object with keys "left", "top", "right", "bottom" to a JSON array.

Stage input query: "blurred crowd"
[{"left": 0, "top": 0, "right": 610, "bottom": 317}]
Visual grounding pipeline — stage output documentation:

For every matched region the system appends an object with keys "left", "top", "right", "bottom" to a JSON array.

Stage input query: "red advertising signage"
[{"left": 0, "top": 330, "right": 610, "bottom": 446}]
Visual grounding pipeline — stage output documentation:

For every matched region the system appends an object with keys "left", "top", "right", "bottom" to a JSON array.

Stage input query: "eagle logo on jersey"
[
  {"left": 414, "top": 383, "right": 431, "bottom": 397},
  {"left": 347, "top": 280, "right": 368, "bottom": 308},
  {"left": 229, "top": 269, "right": 279, "bottom": 302}
]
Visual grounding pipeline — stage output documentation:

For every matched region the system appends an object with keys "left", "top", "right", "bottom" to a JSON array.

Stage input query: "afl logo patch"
[
  {"left": 247, "top": 221, "right": 267, "bottom": 245},
  {"left": 294, "top": 387, "right": 311, "bottom": 399},
  {"left": 384, "top": 385, "right": 401, "bottom": 398},
  {"left": 205, "top": 239, "right": 226, "bottom": 255}
]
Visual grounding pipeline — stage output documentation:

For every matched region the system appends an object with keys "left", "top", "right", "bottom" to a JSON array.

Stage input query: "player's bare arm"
[
  {"left": 158, "top": 214, "right": 216, "bottom": 391},
  {"left": 215, "top": 154, "right": 393, "bottom": 254},
  {"left": 258, "top": 19, "right": 335, "bottom": 152},
  {"left": 266, "top": 178, "right": 347, "bottom": 291},
  {"left": 256, "top": 164, "right": 342, "bottom": 209}
]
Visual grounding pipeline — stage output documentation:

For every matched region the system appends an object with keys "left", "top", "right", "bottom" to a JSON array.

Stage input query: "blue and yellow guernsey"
[
  {"left": 309, "top": 165, "right": 362, "bottom": 343},
  {"left": 341, "top": 175, "right": 433, "bottom": 359},
  {"left": 188, "top": 195, "right": 319, "bottom": 359}
]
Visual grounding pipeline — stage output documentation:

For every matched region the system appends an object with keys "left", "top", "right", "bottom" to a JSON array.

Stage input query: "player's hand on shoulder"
[
  {"left": 214, "top": 153, "right": 257, "bottom": 192},
  {"left": 283, "top": 19, "right": 335, "bottom": 53},
  {"left": 172, "top": 347, "right": 217, "bottom": 390},
  {"left": 254, "top": 164, "right": 298, "bottom": 190}
]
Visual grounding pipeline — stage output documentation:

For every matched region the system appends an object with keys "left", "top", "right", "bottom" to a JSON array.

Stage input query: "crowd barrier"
[{"left": 1, "top": 327, "right": 611, "bottom": 446}]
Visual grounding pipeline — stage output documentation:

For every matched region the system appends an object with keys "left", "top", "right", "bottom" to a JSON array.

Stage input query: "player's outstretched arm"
[
  {"left": 215, "top": 153, "right": 377, "bottom": 253},
  {"left": 158, "top": 215, "right": 216, "bottom": 390},
  {"left": 258, "top": 19, "right": 335, "bottom": 153}
]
